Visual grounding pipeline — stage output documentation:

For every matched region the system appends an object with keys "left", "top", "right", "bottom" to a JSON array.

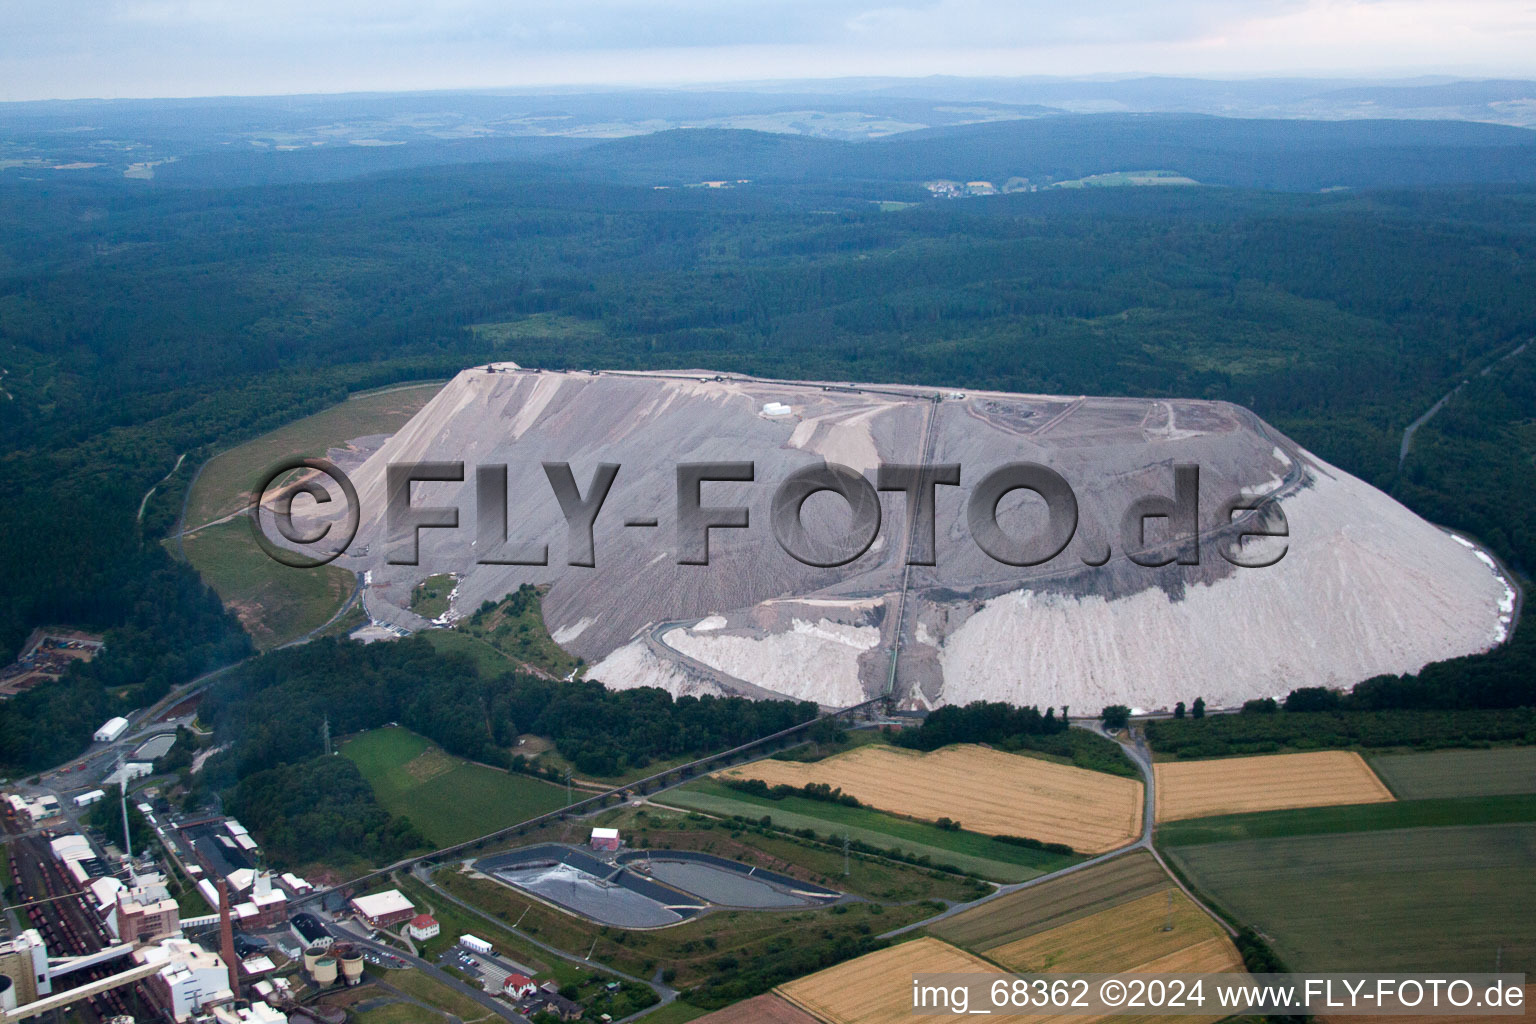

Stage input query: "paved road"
[
  {"left": 878, "top": 721, "right": 1235, "bottom": 940},
  {"left": 1400, "top": 337, "right": 1530, "bottom": 469},
  {"left": 331, "top": 919, "right": 525, "bottom": 1022},
  {"left": 408, "top": 864, "right": 681, "bottom": 1017}
]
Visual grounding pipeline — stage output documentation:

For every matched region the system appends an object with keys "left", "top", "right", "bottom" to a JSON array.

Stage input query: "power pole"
[
  {"left": 565, "top": 770, "right": 573, "bottom": 806},
  {"left": 322, "top": 715, "right": 332, "bottom": 757},
  {"left": 843, "top": 834, "right": 850, "bottom": 877}
]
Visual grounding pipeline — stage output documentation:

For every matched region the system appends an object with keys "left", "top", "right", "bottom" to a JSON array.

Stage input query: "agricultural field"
[
  {"left": 661, "top": 779, "right": 1077, "bottom": 883},
  {"left": 1370, "top": 747, "right": 1536, "bottom": 799},
  {"left": 932, "top": 851, "right": 1240, "bottom": 978},
  {"left": 715, "top": 744, "right": 1143, "bottom": 854},
  {"left": 776, "top": 937, "right": 998, "bottom": 1024},
  {"left": 983, "top": 890, "right": 1240, "bottom": 976},
  {"left": 1155, "top": 792, "right": 1536, "bottom": 846},
  {"left": 932, "top": 851, "right": 1170, "bottom": 950},
  {"left": 1153, "top": 750, "right": 1393, "bottom": 821},
  {"left": 692, "top": 994, "right": 817, "bottom": 1023},
  {"left": 178, "top": 519, "right": 356, "bottom": 649},
  {"left": 342, "top": 726, "right": 568, "bottom": 847},
  {"left": 1166, "top": 824, "right": 1536, "bottom": 973}
]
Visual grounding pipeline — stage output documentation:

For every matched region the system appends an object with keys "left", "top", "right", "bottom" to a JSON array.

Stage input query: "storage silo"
[
  {"left": 338, "top": 948, "right": 364, "bottom": 986},
  {"left": 310, "top": 956, "right": 338, "bottom": 987},
  {"left": 303, "top": 946, "right": 328, "bottom": 975}
]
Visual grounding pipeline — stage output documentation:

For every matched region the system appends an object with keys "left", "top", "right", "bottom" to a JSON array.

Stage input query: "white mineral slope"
[
  {"left": 588, "top": 639, "right": 726, "bottom": 699},
  {"left": 660, "top": 618, "right": 880, "bottom": 707},
  {"left": 320, "top": 365, "right": 1510, "bottom": 711},
  {"left": 935, "top": 453, "right": 1512, "bottom": 712}
]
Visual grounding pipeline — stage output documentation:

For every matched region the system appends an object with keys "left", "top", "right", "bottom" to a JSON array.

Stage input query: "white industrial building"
[
  {"left": 73, "top": 789, "right": 106, "bottom": 808},
  {"left": 135, "top": 937, "right": 231, "bottom": 1022},
  {"left": 94, "top": 717, "right": 130, "bottom": 743}
]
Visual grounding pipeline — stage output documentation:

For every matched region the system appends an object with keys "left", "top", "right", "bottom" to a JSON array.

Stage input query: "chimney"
[{"left": 218, "top": 879, "right": 240, "bottom": 999}]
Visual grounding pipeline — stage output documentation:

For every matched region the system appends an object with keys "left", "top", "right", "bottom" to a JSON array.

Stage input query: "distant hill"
[{"left": 552, "top": 115, "right": 1536, "bottom": 191}]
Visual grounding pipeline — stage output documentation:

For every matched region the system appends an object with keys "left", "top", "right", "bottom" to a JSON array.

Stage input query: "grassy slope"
[
  {"left": 183, "top": 382, "right": 442, "bottom": 529},
  {"left": 458, "top": 585, "right": 581, "bottom": 679},
  {"left": 410, "top": 574, "right": 455, "bottom": 621},
  {"left": 1166, "top": 824, "right": 1536, "bottom": 973},
  {"left": 177, "top": 520, "right": 355, "bottom": 649},
  {"left": 342, "top": 727, "right": 569, "bottom": 848},
  {"left": 177, "top": 383, "right": 440, "bottom": 647},
  {"left": 1155, "top": 793, "right": 1536, "bottom": 846},
  {"left": 659, "top": 778, "right": 1079, "bottom": 882}
]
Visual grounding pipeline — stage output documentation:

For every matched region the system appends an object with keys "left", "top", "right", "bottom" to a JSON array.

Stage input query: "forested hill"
[{"left": 550, "top": 116, "right": 1536, "bottom": 189}]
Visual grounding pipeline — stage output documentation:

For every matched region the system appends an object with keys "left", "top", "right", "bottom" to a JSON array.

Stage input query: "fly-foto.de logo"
[{"left": 249, "top": 458, "right": 1288, "bottom": 571}]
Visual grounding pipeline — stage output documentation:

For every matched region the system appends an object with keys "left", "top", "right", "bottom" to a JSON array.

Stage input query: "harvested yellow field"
[
  {"left": 986, "top": 889, "right": 1242, "bottom": 975},
  {"left": 1154, "top": 750, "right": 1394, "bottom": 822},
  {"left": 718, "top": 744, "right": 1143, "bottom": 853},
  {"left": 776, "top": 937, "right": 997, "bottom": 1024}
]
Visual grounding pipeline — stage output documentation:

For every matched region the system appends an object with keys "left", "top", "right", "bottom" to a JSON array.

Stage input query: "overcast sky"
[{"left": 4, "top": 0, "right": 1536, "bottom": 101}]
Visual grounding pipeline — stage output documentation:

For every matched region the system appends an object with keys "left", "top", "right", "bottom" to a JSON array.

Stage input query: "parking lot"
[{"left": 438, "top": 942, "right": 539, "bottom": 993}]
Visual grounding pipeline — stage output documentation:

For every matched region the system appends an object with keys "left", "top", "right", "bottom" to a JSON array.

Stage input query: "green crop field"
[
  {"left": 1155, "top": 793, "right": 1536, "bottom": 846},
  {"left": 1370, "top": 747, "right": 1536, "bottom": 799},
  {"left": 658, "top": 778, "right": 1079, "bottom": 882},
  {"left": 1167, "top": 824, "right": 1536, "bottom": 973},
  {"left": 342, "top": 727, "right": 569, "bottom": 848}
]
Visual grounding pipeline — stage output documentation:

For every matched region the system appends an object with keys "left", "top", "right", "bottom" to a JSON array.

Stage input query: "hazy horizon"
[{"left": 5, "top": 0, "right": 1536, "bottom": 103}]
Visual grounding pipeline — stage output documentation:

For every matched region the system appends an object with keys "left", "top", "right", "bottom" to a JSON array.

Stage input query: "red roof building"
[
  {"left": 407, "top": 914, "right": 439, "bottom": 940},
  {"left": 504, "top": 973, "right": 537, "bottom": 999}
]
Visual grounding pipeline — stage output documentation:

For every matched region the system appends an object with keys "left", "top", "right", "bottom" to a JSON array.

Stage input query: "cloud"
[{"left": 2, "top": 0, "right": 1534, "bottom": 100}]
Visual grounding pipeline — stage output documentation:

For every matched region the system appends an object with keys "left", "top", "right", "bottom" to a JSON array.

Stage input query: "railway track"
[{"left": 7, "top": 835, "right": 156, "bottom": 1022}]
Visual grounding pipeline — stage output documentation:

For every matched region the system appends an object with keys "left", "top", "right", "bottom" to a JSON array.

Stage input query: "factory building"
[
  {"left": 94, "top": 717, "right": 129, "bottom": 743},
  {"left": 135, "top": 937, "right": 232, "bottom": 1022},
  {"left": 112, "top": 880, "right": 181, "bottom": 945},
  {"left": 0, "top": 930, "right": 51, "bottom": 1005},
  {"left": 5, "top": 793, "right": 62, "bottom": 826},
  {"left": 349, "top": 890, "right": 416, "bottom": 929},
  {"left": 589, "top": 827, "right": 621, "bottom": 852},
  {"left": 290, "top": 913, "right": 331, "bottom": 949}
]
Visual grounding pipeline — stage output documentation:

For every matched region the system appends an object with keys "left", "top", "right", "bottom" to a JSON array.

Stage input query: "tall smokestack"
[{"left": 218, "top": 879, "right": 241, "bottom": 999}]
